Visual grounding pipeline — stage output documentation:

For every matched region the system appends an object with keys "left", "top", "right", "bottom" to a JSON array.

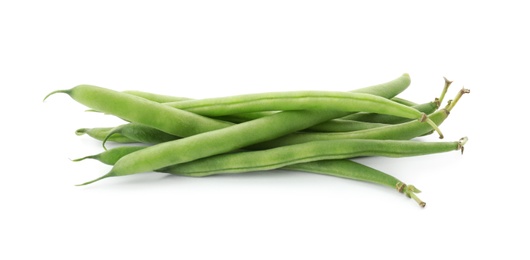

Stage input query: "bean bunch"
[{"left": 44, "top": 74, "right": 469, "bottom": 207}]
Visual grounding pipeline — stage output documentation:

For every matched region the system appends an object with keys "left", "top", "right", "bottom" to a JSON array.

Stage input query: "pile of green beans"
[{"left": 44, "top": 74, "right": 469, "bottom": 207}]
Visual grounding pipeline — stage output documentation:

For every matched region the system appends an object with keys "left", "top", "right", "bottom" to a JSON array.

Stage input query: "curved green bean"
[
  {"left": 159, "top": 138, "right": 466, "bottom": 176},
  {"left": 44, "top": 85, "right": 234, "bottom": 138},
  {"left": 163, "top": 91, "right": 425, "bottom": 117},
  {"left": 288, "top": 160, "right": 425, "bottom": 207}
]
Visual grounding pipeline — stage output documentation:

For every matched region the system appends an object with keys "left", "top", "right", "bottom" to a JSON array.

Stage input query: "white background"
[{"left": 1, "top": 1, "right": 528, "bottom": 259}]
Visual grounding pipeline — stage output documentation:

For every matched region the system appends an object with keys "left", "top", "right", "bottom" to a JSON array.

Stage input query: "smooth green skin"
[
  {"left": 45, "top": 86, "right": 234, "bottom": 138},
  {"left": 159, "top": 139, "right": 460, "bottom": 176},
  {"left": 341, "top": 101, "right": 438, "bottom": 124},
  {"left": 285, "top": 160, "right": 425, "bottom": 207},
  {"left": 124, "top": 78, "right": 416, "bottom": 129},
  {"left": 122, "top": 90, "right": 192, "bottom": 103},
  {"left": 305, "top": 119, "right": 388, "bottom": 132},
  {"left": 390, "top": 97, "right": 417, "bottom": 106},
  {"left": 76, "top": 127, "right": 136, "bottom": 143},
  {"left": 285, "top": 159, "right": 402, "bottom": 190},
  {"left": 77, "top": 74, "right": 413, "bottom": 184},
  {"left": 163, "top": 91, "right": 424, "bottom": 118},
  {"left": 252, "top": 109, "right": 449, "bottom": 149}
]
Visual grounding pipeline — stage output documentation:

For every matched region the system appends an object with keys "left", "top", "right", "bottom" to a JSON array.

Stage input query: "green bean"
[
  {"left": 44, "top": 85, "right": 234, "bottom": 138},
  {"left": 286, "top": 160, "right": 426, "bottom": 207},
  {"left": 163, "top": 91, "right": 429, "bottom": 117},
  {"left": 159, "top": 138, "right": 466, "bottom": 176},
  {"left": 75, "top": 127, "right": 136, "bottom": 143},
  {"left": 252, "top": 89, "right": 469, "bottom": 149}
]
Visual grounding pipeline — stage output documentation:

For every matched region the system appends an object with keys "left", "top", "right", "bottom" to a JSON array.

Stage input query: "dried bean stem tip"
[
  {"left": 458, "top": 137, "right": 468, "bottom": 154},
  {"left": 404, "top": 185, "right": 426, "bottom": 208}
]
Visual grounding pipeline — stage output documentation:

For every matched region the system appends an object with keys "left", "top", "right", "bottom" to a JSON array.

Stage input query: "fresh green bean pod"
[
  {"left": 163, "top": 91, "right": 425, "bottom": 117},
  {"left": 285, "top": 160, "right": 427, "bottom": 207},
  {"left": 159, "top": 138, "right": 466, "bottom": 176},
  {"left": 44, "top": 85, "right": 234, "bottom": 138}
]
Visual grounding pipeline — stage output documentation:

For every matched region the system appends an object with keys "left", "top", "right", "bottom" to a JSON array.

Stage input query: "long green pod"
[
  {"left": 44, "top": 85, "right": 234, "bottom": 138},
  {"left": 159, "top": 138, "right": 466, "bottom": 176},
  {"left": 163, "top": 91, "right": 424, "bottom": 117},
  {"left": 284, "top": 160, "right": 426, "bottom": 207}
]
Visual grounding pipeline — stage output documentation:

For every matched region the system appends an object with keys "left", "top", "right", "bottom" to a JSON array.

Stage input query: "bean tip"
[
  {"left": 75, "top": 172, "right": 114, "bottom": 186},
  {"left": 43, "top": 89, "right": 70, "bottom": 102},
  {"left": 75, "top": 128, "right": 88, "bottom": 136}
]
